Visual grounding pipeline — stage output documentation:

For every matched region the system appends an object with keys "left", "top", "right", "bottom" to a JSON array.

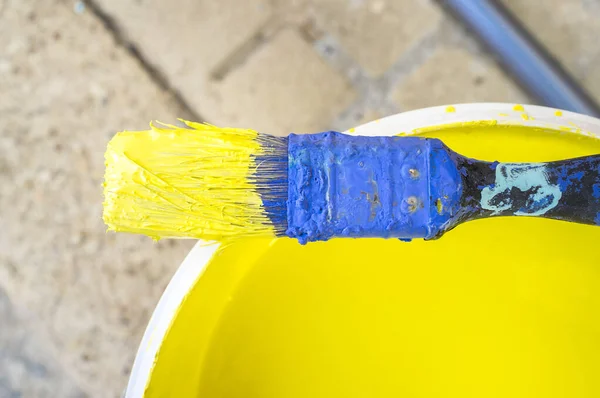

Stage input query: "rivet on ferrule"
[{"left": 404, "top": 196, "right": 420, "bottom": 213}]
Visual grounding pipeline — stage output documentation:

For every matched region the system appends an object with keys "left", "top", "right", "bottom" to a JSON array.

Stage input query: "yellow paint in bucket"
[{"left": 143, "top": 122, "right": 600, "bottom": 398}]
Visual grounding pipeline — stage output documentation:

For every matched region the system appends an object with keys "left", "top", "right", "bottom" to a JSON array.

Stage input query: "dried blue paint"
[
  {"left": 286, "top": 132, "right": 462, "bottom": 243},
  {"left": 593, "top": 183, "right": 600, "bottom": 199},
  {"left": 480, "top": 163, "right": 562, "bottom": 216},
  {"left": 269, "top": 131, "right": 600, "bottom": 243}
]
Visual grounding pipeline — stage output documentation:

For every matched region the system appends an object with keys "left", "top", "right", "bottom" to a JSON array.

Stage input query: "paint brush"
[{"left": 103, "top": 121, "right": 600, "bottom": 244}]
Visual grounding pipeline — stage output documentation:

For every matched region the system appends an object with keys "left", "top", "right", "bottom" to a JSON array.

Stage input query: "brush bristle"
[{"left": 102, "top": 120, "right": 288, "bottom": 241}]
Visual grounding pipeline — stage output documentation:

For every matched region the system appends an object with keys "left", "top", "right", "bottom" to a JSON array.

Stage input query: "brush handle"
[
  {"left": 457, "top": 154, "right": 600, "bottom": 230},
  {"left": 286, "top": 132, "right": 600, "bottom": 244}
]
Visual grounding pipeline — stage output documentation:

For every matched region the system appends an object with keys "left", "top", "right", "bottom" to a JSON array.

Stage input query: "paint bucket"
[{"left": 126, "top": 103, "right": 600, "bottom": 398}]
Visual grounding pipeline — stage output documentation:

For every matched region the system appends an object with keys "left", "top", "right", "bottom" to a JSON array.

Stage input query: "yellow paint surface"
[
  {"left": 146, "top": 124, "right": 600, "bottom": 398},
  {"left": 413, "top": 119, "right": 497, "bottom": 134}
]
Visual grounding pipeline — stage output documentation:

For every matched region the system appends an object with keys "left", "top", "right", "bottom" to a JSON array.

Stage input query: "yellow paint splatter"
[
  {"left": 513, "top": 104, "right": 525, "bottom": 112},
  {"left": 445, "top": 106, "right": 456, "bottom": 113},
  {"left": 436, "top": 198, "right": 443, "bottom": 215},
  {"left": 555, "top": 110, "right": 563, "bottom": 117},
  {"left": 521, "top": 113, "right": 530, "bottom": 121},
  {"left": 349, "top": 127, "right": 356, "bottom": 133}
]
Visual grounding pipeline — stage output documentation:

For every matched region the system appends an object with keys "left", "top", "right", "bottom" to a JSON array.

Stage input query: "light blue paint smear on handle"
[{"left": 481, "top": 163, "right": 563, "bottom": 216}]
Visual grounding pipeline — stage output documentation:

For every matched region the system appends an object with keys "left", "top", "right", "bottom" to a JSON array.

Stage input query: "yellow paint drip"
[
  {"left": 102, "top": 121, "right": 275, "bottom": 240},
  {"left": 145, "top": 122, "right": 600, "bottom": 398}
]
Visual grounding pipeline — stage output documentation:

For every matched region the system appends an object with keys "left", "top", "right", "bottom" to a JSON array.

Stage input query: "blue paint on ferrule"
[
  {"left": 286, "top": 132, "right": 463, "bottom": 243},
  {"left": 428, "top": 140, "right": 464, "bottom": 236}
]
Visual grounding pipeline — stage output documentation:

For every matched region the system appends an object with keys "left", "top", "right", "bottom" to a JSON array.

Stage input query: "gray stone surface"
[
  {"left": 393, "top": 46, "right": 526, "bottom": 110},
  {"left": 93, "top": 0, "right": 273, "bottom": 127},
  {"left": 1, "top": 1, "right": 193, "bottom": 396},
  {"left": 91, "top": 0, "right": 530, "bottom": 134},
  {"left": 0, "top": 288, "right": 85, "bottom": 398},
  {"left": 311, "top": 0, "right": 443, "bottom": 77},
  {"left": 502, "top": 0, "right": 600, "bottom": 102},
  {"left": 216, "top": 28, "right": 357, "bottom": 134}
]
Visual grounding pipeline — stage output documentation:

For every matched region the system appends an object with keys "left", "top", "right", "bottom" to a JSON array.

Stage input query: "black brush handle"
[{"left": 452, "top": 154, "right": 600, "bottom": 230}]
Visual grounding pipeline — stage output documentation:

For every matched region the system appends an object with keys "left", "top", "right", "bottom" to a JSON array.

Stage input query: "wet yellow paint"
[
  {"left": 555, "top": 110, "right": 563, "bottom": 117},
  {"left": 413, "top": 119, "right": 497, "bottom": 134},
  {"left": 445, "top": 105, "right": 456, "bottom": 113},
  {"left": 103, "top": 121, "right": 276, "bottom": 241},
  {"left": 513, "top": 104, "right": 525, "bottom": 112},
  {"left": 146, "top": 124, "right": 600, "bottom": 398}
]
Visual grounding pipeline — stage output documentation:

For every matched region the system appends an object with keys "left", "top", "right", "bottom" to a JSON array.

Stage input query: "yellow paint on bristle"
[{"left": 102, "top": 121, "right": 276, "bottom": 241}]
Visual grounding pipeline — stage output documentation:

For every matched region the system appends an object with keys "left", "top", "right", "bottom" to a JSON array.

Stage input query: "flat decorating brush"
[{"left": 103, "top": 121, "right": 600, "bottom": 244}]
